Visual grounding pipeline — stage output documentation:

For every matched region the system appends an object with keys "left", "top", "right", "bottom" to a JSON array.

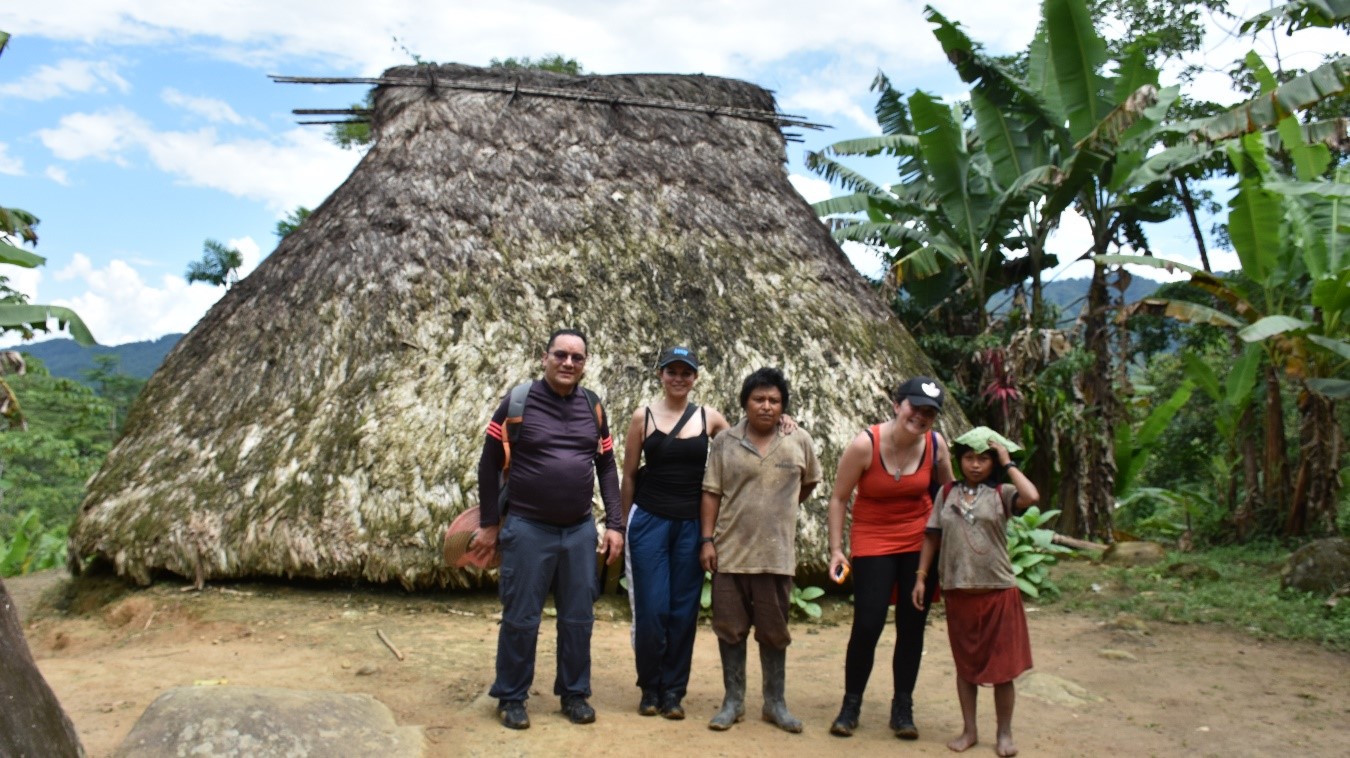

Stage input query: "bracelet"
[
  {"left": 914, "top": 569, "right": 928, "bottom": 578},
  {"left": 1002, "top": 461, "right": 1017, "bottom": 472},
  {"left": 700, "top": 536, "right": 715, "bottom": 545}
]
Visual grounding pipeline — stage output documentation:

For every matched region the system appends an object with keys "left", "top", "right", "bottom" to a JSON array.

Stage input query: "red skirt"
[{"left": 944, "top": 587, "right": 1033, "bottom": 685}]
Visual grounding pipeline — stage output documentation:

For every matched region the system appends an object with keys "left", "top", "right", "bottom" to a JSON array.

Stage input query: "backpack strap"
[
  {"left": 501, "top": 381, "right": 533, "bottom": 476},
  {"left": 927, "top": 430, "right": 942, "bottom": 500},
  {"left": 579, "top": 387, "right": 605, "bottom": 454}
]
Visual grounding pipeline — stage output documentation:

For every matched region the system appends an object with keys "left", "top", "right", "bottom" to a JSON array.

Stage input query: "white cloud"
[
  {"left": 0, "top": 142, "right": 23, "bottom": 176},
  {"left": 36, "top": 107, "right": 359, "bottom": 211},
  {"left": 0, "top": 58, "right": 130, "bottom": 100},
  {"left": 36, "top": 107, "right": 147, "bottom": 163},
  {"left": 4, "top": 266, "right": 42, "bottom": 302},
  {"left": 44, "top": 165, "right": 70, "bottom": 185},
  {"left": 787, "top": 173, "right": 834, "bottom": 205},
  {"left": 49, "top": 252, "right": 229, "bottom": 345},
  {"left": 161, "top": 87, "right": 249, "bottom": 125}
]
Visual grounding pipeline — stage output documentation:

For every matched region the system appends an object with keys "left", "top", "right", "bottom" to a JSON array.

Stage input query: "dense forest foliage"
[{"left": 810, "top": 0, "right": 1349, "bottom": 547}]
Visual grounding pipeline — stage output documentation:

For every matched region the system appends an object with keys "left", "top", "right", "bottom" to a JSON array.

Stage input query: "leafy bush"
[
  {"left": 1115, "top": 485, "right": 1227, "bottom": 543},
  {"left": 0, "top": 508, "right": 66, "bottom": 576},
  {"left": 1006, "top": 506, "right": 1073, "bottom": 598},
  {"left": 789, "top": 585, "right": 825, "bottom": 619}
]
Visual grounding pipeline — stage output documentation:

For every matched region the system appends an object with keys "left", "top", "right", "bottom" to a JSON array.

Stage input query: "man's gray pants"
[{"left": 489, "top": 515, "right": 598, "bottom": 702}]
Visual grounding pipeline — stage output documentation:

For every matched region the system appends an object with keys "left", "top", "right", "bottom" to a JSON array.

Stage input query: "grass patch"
[{"left": 1044, "top": 543, "right": 1350, "bottom": 652}]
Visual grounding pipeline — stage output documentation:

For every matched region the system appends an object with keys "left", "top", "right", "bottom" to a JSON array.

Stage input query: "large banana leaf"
[
  {"left": 810, "top": 192, "right": 873, "bottom": 217},
  {"left": 1241, "top": 0, "right": 1350, "bottom": 35},
  {"left": 1044, "top": 0, "right": 1108, "bottom": 141},
  {"left": 0, "top": 240, "right": 44, "bottom": 268},
  {"left": 1118, "top": 297, "right": 1245, "bottom": 329},
  {"left": 801, "top": 153, "right": 888, "bottom": 196},
  {"left": 0, "top": 304, "right": 96, "bottom": 345},
  {"left": 1188, "top": 56, "right": 1350, "bottom": 142},
  {"left": 1239, "top": 314, "right": 1315, "bottom": 342},
  {"left": 909, "top": 91, "right": 980, "bottom": 241},
  {"left": 1227, "top": 178, "right": 1284, "bottom": 283}
]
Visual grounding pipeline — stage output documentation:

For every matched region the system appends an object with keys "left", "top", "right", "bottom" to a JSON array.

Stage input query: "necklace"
[
  {"left": 885, "top": 421, "right": 922, "bottom": 481},
  {"left": 957, "top": 483, "right": 981, "bottom": 524}
]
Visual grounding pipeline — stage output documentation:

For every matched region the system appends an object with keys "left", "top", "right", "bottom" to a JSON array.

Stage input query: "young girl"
[{"left": 911, "top": 435, "right": 1038, "bottom": 757}]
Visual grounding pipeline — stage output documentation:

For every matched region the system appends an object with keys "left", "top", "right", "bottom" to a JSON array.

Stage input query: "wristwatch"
[{"left": 700, "top": 536, "right": 715, "bottom": 545}]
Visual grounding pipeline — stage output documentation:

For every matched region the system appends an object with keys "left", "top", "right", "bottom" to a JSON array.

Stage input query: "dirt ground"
[{"left": 7, "top": 567, "right": 1348, "bottom": 758}]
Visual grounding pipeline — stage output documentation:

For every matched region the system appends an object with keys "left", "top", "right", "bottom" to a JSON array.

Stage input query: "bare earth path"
[{"left": 9, "top": 570, "right": 1348, "bottom": 757}]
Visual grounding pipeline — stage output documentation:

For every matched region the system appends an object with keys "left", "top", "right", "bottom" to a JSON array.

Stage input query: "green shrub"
[
  {"left": 0, "top": 508, "right": 66, "bottom": 577},
  {"left": 1007, "top": 506, "right": 1073, "bottom": 598}
]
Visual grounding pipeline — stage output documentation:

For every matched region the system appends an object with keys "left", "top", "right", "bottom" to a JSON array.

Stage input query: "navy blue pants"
[
  {"left": 624, "top": 505, "right": 703, "bottom": 698},
  {"left": 489, "top": 516, "right": 598, "bottom": 702}
]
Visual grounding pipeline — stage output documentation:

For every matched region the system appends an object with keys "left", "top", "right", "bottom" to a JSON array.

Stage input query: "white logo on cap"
[{"left": 922, "top": 382, "right": 940, "bottom": 398}]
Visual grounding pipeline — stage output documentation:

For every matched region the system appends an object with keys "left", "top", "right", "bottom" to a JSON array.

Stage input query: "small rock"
[
  {"left": 1098, "top": 648, "right": 1138, "bottom": 661},
  {"left": 341, "top": 660, "right": 352, "bottom": 669},
  {"left": 1017, "top": 672, "right": 1101, "bottom": 706},
  {"left": 356, "top": 664, "right": 379, "bottom": 676},
  {"left": 277, "top": 634, "right": 287, "bottom": 641},
  {"left": 1103, "top": 541, "right": 1166, "bottom": 566},
  {"left": 1105, "top": 613, "right": 1150, "bottom": 634}
]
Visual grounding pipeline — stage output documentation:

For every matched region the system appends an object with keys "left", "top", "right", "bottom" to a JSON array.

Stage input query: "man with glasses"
[{"left": 472, "top": 328, "right": 625, "bottom": 729}]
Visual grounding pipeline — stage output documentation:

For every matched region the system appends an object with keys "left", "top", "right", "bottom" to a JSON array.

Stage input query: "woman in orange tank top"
[{"left": 825, "top": 377, "right": 953, "bottom": 740}]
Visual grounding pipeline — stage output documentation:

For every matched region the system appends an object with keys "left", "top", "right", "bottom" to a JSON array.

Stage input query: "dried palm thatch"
[{"left": 70, "top": 63, "right": 967, "bottom": 589}]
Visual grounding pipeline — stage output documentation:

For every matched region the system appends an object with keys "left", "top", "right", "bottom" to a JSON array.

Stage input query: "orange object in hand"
[{"left": 832, "top": 563, "right": 851, "bottom": 584}]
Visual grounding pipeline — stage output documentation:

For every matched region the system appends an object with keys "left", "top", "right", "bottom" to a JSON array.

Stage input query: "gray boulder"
[
  {"left": 1281, "top": 537, "right": 1350, "bottom": 595},
  {"left": 113, "top": 686, "right": 424, "bottom": 758}
]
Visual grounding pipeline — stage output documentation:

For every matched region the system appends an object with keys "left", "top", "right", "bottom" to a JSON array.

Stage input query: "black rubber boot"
[
  {"left": 708, "top": 640, "right": 746, "bottom": 730},
  {"left": 830, "top": 693, "right": 863, "bottom": 736},
  {"left": 890, "top": 693, "right": 918, "bottom": 740},
  {"left": 759, "top": 645, "right": 802, "bottom": 734}
]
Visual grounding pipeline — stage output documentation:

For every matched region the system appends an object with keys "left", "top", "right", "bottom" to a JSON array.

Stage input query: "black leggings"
[{"left": 843, "top": 551, "right": 938, "bottom": 697}]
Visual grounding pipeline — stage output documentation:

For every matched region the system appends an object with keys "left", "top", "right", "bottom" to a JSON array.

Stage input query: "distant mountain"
[
  {"left": 991, "top": 276, "right": 1160, "bottom": 324},
  {"left": 3, "top": 333, "right": 183, "bottom": 381}
]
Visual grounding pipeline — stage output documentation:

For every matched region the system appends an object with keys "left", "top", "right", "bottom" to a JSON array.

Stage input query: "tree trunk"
[
  {"left": 1262, "top": 365, "right": 1290, "bottom": 533},
  {"left": 0, "top": 578, "right": 85, "bottom": 757},
  {"left": 1071, "top": 264, "right": 1118, "bottom": 542},
  {"left": 1286, "top": 388, "right": 1342, "bottom": 536},
  {"left": 1175, "top": 177, "right": 1212, "bottom": 273},
  {"left": 1234, "top": 403, "right": 1261, "bottom": 541}
]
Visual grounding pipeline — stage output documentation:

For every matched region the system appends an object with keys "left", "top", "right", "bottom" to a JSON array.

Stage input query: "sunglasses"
[{"left": 549, "top": 350, "right": 587, "bottom": 364}]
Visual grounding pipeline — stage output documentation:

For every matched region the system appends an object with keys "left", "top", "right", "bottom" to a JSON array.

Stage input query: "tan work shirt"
[{"left": 702, "top": 420, "right": 822, "bottom": 575}]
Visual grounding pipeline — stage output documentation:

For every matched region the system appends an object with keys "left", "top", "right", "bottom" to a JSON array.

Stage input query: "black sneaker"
[
  {"left": 638, "top": 689, "right": 660, "bottom": 716},
  {"left": 497, "top": 699, "right": 530, "bottom": 730},
  {"left": 561, "top": 695, "right": 596, "bottom": 724}
]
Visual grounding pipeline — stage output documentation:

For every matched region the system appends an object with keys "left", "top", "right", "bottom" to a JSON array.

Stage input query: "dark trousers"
[
  {"left": 710, "top": 572, "right": 793, "bottom": 650},
  {"left": 624, "top": 505, "right": 703, "bottom": 697},
  {"left": 489, "top": 516, "right": 598, "bottom": 702},
  {"left": 843, "top": 551, "right": 938, "bottom": 696}
]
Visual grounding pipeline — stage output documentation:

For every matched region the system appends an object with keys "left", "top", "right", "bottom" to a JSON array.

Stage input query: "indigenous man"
[
  {"left": 699, "top": 367, "right": 821, "bottom": 733},
  {"left": 471, "top": 328, "right": 625, "bottom": 730}
]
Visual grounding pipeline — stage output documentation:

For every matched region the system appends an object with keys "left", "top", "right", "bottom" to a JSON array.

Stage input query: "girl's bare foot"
[
  {"left": 947, "top": 732, "right": 978, "bottom": 752},
  {"left": 995, "top": 732, "right": 1018, "bottom": 757}
]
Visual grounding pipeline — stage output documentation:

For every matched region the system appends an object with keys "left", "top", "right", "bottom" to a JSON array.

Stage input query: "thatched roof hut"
[{"left": 70, "top": 64, "right": 967, "bottom": 589}]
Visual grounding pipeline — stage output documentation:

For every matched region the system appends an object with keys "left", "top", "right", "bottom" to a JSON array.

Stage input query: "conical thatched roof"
[{"left": 70, "top": 64, "right": 968, "bottom": 589}]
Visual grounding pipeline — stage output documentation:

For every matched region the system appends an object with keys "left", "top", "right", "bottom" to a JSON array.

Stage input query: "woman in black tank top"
[{"left": 619, "top": 347, "right": 730, "bottom": 720}]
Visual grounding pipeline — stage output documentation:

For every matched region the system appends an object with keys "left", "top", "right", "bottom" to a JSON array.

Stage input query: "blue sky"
[{"left": 0, "top": 1, "right": 1342, "bottom": 345}]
